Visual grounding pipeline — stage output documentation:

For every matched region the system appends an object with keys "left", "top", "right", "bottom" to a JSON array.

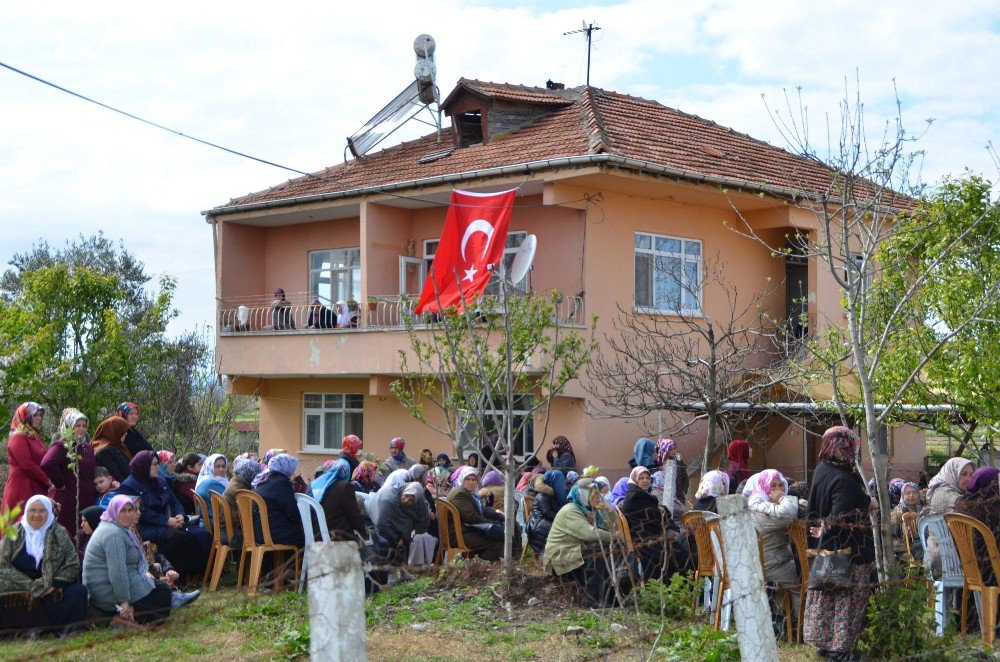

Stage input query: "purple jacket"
[{"left": 41, "top": 436, "right": 97, "bottom": 542}]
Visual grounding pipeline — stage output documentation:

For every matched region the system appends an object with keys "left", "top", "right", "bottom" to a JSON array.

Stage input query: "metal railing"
[{"left": 217, "top": 294, "right": 586, "bottom": 335}]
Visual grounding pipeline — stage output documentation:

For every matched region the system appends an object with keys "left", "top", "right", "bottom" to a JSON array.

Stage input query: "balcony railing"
[{"left": 217, "top": 294, "right": 586, "bottom": 335}]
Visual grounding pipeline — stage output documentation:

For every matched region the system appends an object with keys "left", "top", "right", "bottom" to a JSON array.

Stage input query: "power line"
[{"left": 0, "top": 60, "right": 319, "bottom": 179}]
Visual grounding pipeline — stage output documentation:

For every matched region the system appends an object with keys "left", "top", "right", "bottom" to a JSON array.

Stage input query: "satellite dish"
[{"left": 509, "top": 234, "right": 537, "bottom": 285}]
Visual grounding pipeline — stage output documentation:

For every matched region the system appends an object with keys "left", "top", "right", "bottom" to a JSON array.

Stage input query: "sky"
[{"left": 2, "top": 1, "right": 998, "bottom": 336}]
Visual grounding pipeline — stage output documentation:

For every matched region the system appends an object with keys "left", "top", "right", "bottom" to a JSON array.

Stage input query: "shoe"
[{"left": 172, "top": 590, "right": 201, "bottom": 609}]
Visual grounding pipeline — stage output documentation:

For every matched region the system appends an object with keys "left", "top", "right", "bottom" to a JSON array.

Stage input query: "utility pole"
[{"left": 564, "top": 21, "right": 601, "bottom": 87}]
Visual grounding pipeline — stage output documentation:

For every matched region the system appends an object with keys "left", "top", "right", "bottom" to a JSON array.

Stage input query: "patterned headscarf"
[
  {"left": 10, "top": 402, "right": 44, "bottom": 434},
  {"left": 888, "top": 478, "right": 905, "bottom": 507},
  {"left": 389, "top": 437, "right": 407, "bottom": 460},
  {"left": 818, "top": 426, "right": 860, "bottom": 468},
  {"left": 311, "top": 458, "right": 351, "bottom": 503},
  {"left": 419, "top": 449, "right": 434, "bottom": 465},
  {"left": 695, "top": 470, "right": 730, "bottom": 500},
  {"left": 252, "top": 453, "right": 299, "bottom": 489},
  {"left": 233, "top": 457, "right": 263, "bottom": 485},
  {"left": 655, "top": 438, "right": 678, "bottom": 465},
  {"left": 405, "top": 464, "right": 429, "bottom": 485},
  {"left": 353, "top": 460, "right": 379, "bottom": 486},
  {"left": 594, "top": 476, "right": 610, "bottom": 492},
  {"left": 566, "top": 471, "right": 580, "bottom": 487},
  {"left": 927, "top": 457, "right": 976, "bottom": 497},
  {"left": 651, "top": 471, "right": 665, "bottom": 492},
  {"left": 57, "top": 408, "right": 88, "bottom": 441},
  {"left": 747, "top": 469, "right": 787, "bottom": 503},
  {"left": 341, "top": 435, "right": 362, "bottom": 458},
  {"left": 100, "top": 494, "right": 143, "bottom": 555},
  {"left": 429, "top": 466, "right": 451, "bottom": 491},
  {"left": 628, "top": 466, "right": 651, "bottom": 488},
  {"left": 115, "top": 402, "right": 140, "bottom": 421},
  {"left": 568, "top": 478, "right": 607, "bottom": 527},
  {"left": 543, "top": 469, "right": 568, "bottom": 506},
  {"left": 262, "top": 448, "right": 287, "bottom": 467},
  {"left": 20, "top": 495, "right": 55, "bottom": 568}
]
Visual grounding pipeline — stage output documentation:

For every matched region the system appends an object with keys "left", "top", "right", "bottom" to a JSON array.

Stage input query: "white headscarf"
[
  {"left": 20, "top": 495, "right": 56, "bottom": 568},
  {"left": 197, "top": 453, "right": 230, "bottom": 489}
]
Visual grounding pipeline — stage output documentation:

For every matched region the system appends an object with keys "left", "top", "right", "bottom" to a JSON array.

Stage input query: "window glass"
[
  {"left": 309, "top": 248, "right": 361, "bottom": 305},
  {"left": 302, "top": 392, "right": 364, "bottom": 453},
  {"left": 633, "top": 232, "right": 702, "bottom": 314}
]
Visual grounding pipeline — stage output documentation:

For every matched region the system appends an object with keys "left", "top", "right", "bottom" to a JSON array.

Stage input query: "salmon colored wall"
[
  {"left": 261, "top": 217, "right": 360, "bottom": 303},
  {"left": 362, "top": 202, "right": 412, "bottom": 298},
  {"left": 219, "top": 221, "right": 265, "bottom": 301}
]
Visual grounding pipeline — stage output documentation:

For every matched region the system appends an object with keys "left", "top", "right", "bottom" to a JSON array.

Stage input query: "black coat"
[
  {"left": 253, "top": 474, "right": 305, "bottom": 547},
  {"left": 124, "top": 428, "right": 153, "bottom": 457},
  {"left": 95, "top": 446, "right": 131, "bottom": 484},
  {"left": 320, "top": 480, "right": 366, "bottom": 539},
  {"left": 620, "top": 484, "right": 670, "bottom": 543},
  {"left": 691, "top": 496, "right": 718, "bottom": 514},
  {"left": 526, "top": 478, "right": 561, "bottom": 553},
  {"left": 807, "top": 461, "right": 875, "bottom": 565}
]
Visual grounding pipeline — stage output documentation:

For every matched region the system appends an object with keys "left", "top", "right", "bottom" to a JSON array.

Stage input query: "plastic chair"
[
  {"left": 707, "top": 518, "right": 732, "bottom": 631},
  {"left": 945, "top": 513, "right": 999, "bottom": 646},
  {"left": 681, "top": 510, "right": 717, "bottom": 616},
  {"left": 192, "top": 491, "right": 211, "bottom": 529},
  {"left": 206, "top": 491, "right": 237, "bottom": 590},
  {"left": 295, "top": 493, "right": 330, "bottom": 593},
  {"left": 918, "top": 513, "right": 966, "bottom": 636},
  {"left": 234, "top": 490, "right": 302, "bottom": 594},
  {"left": 518, "top": 494, "right": 534, "bottom": 562},
  {"left": 902, "top": 511, "right": 920, "bottom": 566},
  {"left": 787, "top": 519, "right": 810, "bottom": 644},
  {"left": 615, "top": 508, "right": 644, "bottom": 580},
  {"left": 436, "top": 498, "right": 472, "bottom": 564}
]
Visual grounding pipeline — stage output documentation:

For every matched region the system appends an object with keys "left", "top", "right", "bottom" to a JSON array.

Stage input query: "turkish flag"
[{"left": 415, "top": 188, "right": 516, "bottom": 314}]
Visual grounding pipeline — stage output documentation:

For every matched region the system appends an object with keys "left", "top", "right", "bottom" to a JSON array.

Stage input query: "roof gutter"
[{"left": 202, "top": 153, "right": 815, "bottom": 220}]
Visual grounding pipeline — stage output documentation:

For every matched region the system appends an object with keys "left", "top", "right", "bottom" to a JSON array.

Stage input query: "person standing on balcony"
[
  {"left": 382, "top": 437, "right": 414, "bottom": 475},
  {"left": 335, "top": 300, "right": 358, "bottom": 328},
  {"left": 270, "top": 288, "right": 295, "bottom": 330},
  {"left": 116, "top": 402, "right": 153, "bottom": 456},
  {"left": 306, "top": 299, "right": 335, "bottom": 329}
]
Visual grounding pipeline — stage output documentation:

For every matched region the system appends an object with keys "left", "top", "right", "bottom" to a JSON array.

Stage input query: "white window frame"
[
  {"left": 308, "top": 248, "right": 361, "bottom": 305},
  {"left": 459, "top": 394, "right": 535, "bottom": 460},
  {"left": 634, "top": 232, "right": 702, "bottom": 315},
  {"left": 302, "top": 393, "right": 364, "bottom": 454}
]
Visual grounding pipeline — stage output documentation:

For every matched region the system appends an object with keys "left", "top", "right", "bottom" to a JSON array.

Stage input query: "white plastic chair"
[
  {"left": 918, "top": 513, "right": 969, "bottom": 636},
  {"left": 295, "top": 493, "right": 330, "bottom": 593}
]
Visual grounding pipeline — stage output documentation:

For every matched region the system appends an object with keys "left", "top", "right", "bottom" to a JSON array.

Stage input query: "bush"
[
  {"left": 275, "top": 621, "right": 310, "bottom": 659},
  {"left": 636, "top": 572, "right": 699, "bottom": 620},
  {"left": 860, "top": 564, "right": 951, "bottom": 659},
  {"left": 656, "top": 624, "right": 739, "bottom": 661}
]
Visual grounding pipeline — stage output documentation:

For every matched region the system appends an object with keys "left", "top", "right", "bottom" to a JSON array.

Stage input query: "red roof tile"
[{"left": 215, "top": 80, "right": 904, "bottom": 212}]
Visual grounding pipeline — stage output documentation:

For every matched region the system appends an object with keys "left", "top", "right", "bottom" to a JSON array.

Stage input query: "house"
[{"left": 205, "top": 78, "right": 926, "bottom": 483}]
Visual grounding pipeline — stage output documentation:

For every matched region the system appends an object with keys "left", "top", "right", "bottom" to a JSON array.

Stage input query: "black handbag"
[{"left": 807, "top": 536, "right": 853, "bottom": 590}]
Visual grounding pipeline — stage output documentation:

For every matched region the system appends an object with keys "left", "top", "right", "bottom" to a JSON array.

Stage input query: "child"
[{"left": 94, "top": 466, "right": 118, "bottom": 508}]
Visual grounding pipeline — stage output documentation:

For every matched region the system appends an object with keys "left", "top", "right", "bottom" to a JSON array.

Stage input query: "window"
[
  {"left": 309, "top": 248, "right": 361, "bottom": 305},
  {"left": 423, "top": 239, "right": 439, "bottom": 283},
  {"left": 459, "top": 394, "right": 534, "bottom": 459},
  {"left": 302, "top": 393, "right": 364, "bottom": 453},
  {"left": 634, "top": 232, "right": 702, "bottom": 314},
  {"left": 485, "top": 231, "right": 528, "bottom": 295}
]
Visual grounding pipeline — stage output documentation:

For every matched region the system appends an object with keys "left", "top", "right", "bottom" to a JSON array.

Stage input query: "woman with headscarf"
[
  {"left": 620, "top": 466, "right": 684, "bottom": 581},
  {"left": 91, "top": 415, "right": 133, "bottom": 484},
  {"left": 445, "top": 467, "right": 505, "bottom": 561},
  {"left": 889, "top": 481, "right": 923, "bottom": 562},
  {"left": 594, "top": 476, "right": 612, "bottom": 506},
  {"left": 526, "top": 469, "right": 568, "bottom": 555},
  {"left": 478, "top": 470, "right": 505, "bottom": 509},
  {"left": 0, "top": 495, "right": 88, "bottom": 632},
  {"left": 116, "top": 402, "right": 153, "bottom": 457},
  {"left": 724, "top": 439, "right": 752, "bottom": 493},
  {"left": 887, "top": 478, "right": 905, "bottom": 509},
  {"left": 382, "top": 437, "right": 414, "bottom": 474},
  {"left": 351, "top": 460, "right": 381, "bottom": 495},
  {"left": 953, "top": 466, "right": 1000, "bottom": 585},
  {"left": 252, "top": 453, "right": 305, "bottom": 548},
  {"left": 692, "top": 470, "right": 730, "bottom": 513},
  {"left": 118, "top": 451, "right": 211, "bottom": 576},
  {"left": 311, "top": 458, "right": 366, "bottom": 540},
  {"left": 747, "top": 469, "right": 800, "bottom": 615},
  {"left": 195, "top": 453, "right": 230, "bottom": 526},
  {"left": 630, "top": 437, "right": 658, "bottom": 471},
  {"left": 542, "top": 478, "right": 619, "bottom": 607},
  {"left": 41, "top": 408, "right": 96, "bottom": 544},
  {"left": 435, "top": 453, "right": 453, "bottom": 470},
  {"left": 381, "top": 464, "right": 428, "bottom": 493},
  {"left": 565, "top": 471, "right": 580, "bottom": 488},
  {"left": 2, "top": 402, "right": 53, "bottom": 514},
  {"left": 365, "top": 481, "right": 429, "bottom": 564},
  {"left": 609, "top": 477, "right": 630, "bottom": 507},
  {"left": 340, "top": 435, "right": 363, "bottom": 475},
  {"left": 655, "top": 438, "right": 689, "bottom": 501},
  {"left": 516, "top": 465, "right": 544, "bottom": 492},
  {"left": 545, "top": 436, "right": 577, "bottom": 473},
  {"left": 803, "top": 426, "right": 875, "bottom": 661},
  {"left": 924, "top": 456, "right": 976, "bottom": 573},
  {"left": 419, "top": 449, "right": 434, "bottom": 469},
  {"left": 223, "top": 455, "right": 262, "bottom": 545},
  {"left": 82, "top": 494, "right": 172, "bottom": 625}
]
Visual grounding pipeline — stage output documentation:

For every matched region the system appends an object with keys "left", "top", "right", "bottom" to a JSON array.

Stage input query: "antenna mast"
[{"left": 563, "top": 21, "right": 601, "bottom": 87}]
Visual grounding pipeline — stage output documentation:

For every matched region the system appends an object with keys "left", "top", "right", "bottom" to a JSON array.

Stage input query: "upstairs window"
[
  {"left": 456, "top": 110, "right": 484, "bottom": 147},
  {"left": 309, "top": 248, "right": 360, "bottom": 305},
  {"left": 634, "top": 232, "right": 702, "bottom": 314},
  {"left": 303, "top": 393, "right": 364, "bottom": 453}
]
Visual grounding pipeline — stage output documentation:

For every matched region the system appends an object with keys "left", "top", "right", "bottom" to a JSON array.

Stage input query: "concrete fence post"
[
  {"left": 661, "top": 459, "right": 677, "bottom": 509},
  {"left": 716, "top": 494, "right": 779, "bottom": 662},
  {"left": 306, "top": 541, "right": 368, "bottom": 662}
]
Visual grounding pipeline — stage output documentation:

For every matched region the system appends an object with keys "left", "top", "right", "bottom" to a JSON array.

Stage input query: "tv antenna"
[
  {"left": 564, "top": 21, "right": 601, "bottom": 87},
  {"left": 346, "top": 34, "right": 443, "bottom": 159}
]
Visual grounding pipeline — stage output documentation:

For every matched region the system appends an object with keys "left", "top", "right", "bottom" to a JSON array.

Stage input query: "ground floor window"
[
  {"left": 460, "top": 394, "right": 534, "bottom": 459},
  {"left": 302, "top": 393, "right": 363, "bottom": 452}
]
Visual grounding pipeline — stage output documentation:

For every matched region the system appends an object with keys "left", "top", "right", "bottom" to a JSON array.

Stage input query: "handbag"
[{"left": 807, "top": 531, "right": 853, "bottom": 590}]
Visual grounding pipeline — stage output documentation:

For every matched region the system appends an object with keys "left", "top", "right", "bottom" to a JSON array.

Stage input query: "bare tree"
[{"left": 587, "top": 257, "right": 796, "bottom": 483}]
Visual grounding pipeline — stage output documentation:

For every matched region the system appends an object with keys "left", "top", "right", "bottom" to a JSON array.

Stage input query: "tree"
[
  {"left": 392, "top": 288, "right": 595, "bottom": 573},
  {"left": 734, "top": 84, "right": 1000, "bottom": 574},
  {"left": 586, "top": 257, "right": 796, "bottom": 485}
]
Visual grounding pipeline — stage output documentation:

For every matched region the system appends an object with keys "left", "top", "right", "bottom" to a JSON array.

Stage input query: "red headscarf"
[
  {"left": 819, "top": 426, "right": 860, "bottom": 470},
  {"left": 9, "top": 402, "right": 44, "bottom": 434},
  {"left": 341, "top": 434, "right": 362, "bottom": 458},
  {"left": 727, "top": 439, "right": 750, "bottom": 469}
]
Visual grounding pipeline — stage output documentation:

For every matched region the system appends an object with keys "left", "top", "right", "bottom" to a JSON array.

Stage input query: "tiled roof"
[{"left": 215, "top": 79, "right": 901, "bottom": 211}]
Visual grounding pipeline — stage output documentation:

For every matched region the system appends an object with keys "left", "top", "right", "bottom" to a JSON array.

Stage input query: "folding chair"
[
  {"left": 945, "top": 512, "right": 999, "bottom": 646},
  {"left": 294, "top": 493, "right": 330, "bottom": 593},
  {"left": 234, "top": 490, "right": 302, "bottom": 594}
]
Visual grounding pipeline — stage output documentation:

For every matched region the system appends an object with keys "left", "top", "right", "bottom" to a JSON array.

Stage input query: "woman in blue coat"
[
  {"left": 251, "top": 454, "right": 305, "bottom": 548},
  {"left": 119, "top": 451, "right": 211, "bottom": 576}
]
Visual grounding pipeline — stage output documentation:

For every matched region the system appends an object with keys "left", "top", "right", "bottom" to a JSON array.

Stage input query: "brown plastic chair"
[
  {"left": 207, "top": 491, "right": 238, "bottom": 590},
  {"left": 519, "top": 494, "right": 535, "bottom": 562},
  {"left": 682, "top": 510, "right": 717, "bottom": 616},
  {"left": 706, "top": 518, "right": 730, "bottom": 630},
  {"left": 945, "top": 512, "right": 999, "bottom": 646},
  {"left": 787, "top": 519, "right": 811, "bottom": 644},
  {"left": 190, "top": 491, "right": 214, "bottom": 585},
  {"left": 902, "top": 511, "right": 919, "bottom": 565},
  {"left": 436, "top": 498, "right": 472, "bottom": 564},
  {"left": 234, "top": 490, "right": 302, "bottom": 594}
]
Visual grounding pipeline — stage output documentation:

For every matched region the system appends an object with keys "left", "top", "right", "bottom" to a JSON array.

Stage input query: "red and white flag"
[{"left": 415, "top": 188, "right": 516, "bottom": 314}]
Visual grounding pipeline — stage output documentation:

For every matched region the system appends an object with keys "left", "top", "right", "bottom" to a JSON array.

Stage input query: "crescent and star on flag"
[{"left": 459, "top": 219, "right": 496, "bottom": 283}]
